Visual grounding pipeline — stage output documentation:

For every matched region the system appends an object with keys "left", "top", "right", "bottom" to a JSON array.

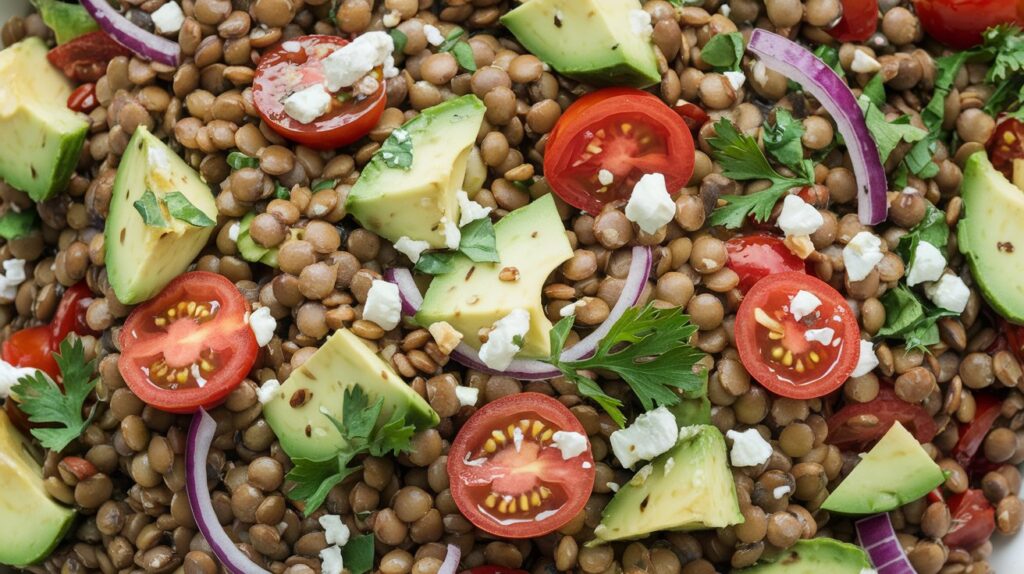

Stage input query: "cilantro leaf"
[
  {"left": 342, "top": 534, "right": 376, "bottom": 574},
  {"left": 285, "top": 456, "right": 354, "bottom": 515},
  {"left": 0, "top": 210, "right": 38, "bottom": 240},
  {"left": 860, "top": 101, "right": 927, "bottom": 163},
  {"left": 336, "top": 386, "right": 383, "bottom": 441},
  {"left": 701, "top": 32, "right": 744, "bottom": 72},
  {"left": 133, "top": 190, "right": 168, "bottom": 228},
  {"left": 368, "top": 411, "right": 416, "bottom": 457},
  {"left": 227, "top": 151, "right": 259, "bottom": 170},
  {"left": 896, "top": 201, "right": 949, "bottom": 265},
  {"left": 165, "top": 192, "right": 215, "bottom": 227},
  {"left": 763, "top": 108, "right": 806, "bottom": 171},
  {"left": 11, "top": 338, "right": 97, "bottom": 452},
  {"left": 814, "top": 45, "right": 845, "bottom": 79},
  {"left": 274, "top": 182, "right": 291, "bottom": 200},
  {"left": 379, "top": 128, "right": 414, "bottom": 170},
  {"left": 458, "top": 217, "right": 499, "bottom": 263},
  {"left": 983, "top": 25, "right": 1024, "bottom": 85}
]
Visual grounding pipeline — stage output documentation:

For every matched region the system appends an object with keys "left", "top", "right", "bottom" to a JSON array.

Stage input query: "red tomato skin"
[
  {"left": 672, "top": 100, "right": 710, "bottom": 132},
  {"left": 67, "top": 83, "right": 98, "bottom": 113},
  {"left": 828, "top": 0, "right": 879, "bottom": 42},
  {"left": 952, "top": 393, "right": 1003, "bottom": 468},
  {"left": 944, "top": 489, "right": 996, "bottom": 550},
  {"left": 50, "top": 282, "right": 98, "bottom": 347},
  {"left": 2, "top": 325, "right": 58, "bottom": 379},
  {"left": 46, "top": 31, "right": 131, "bottom": 82},
  {"left": 826, "top": 387, "right": 938, "bottom": 451},
  {"left": 987, "top": 117, "right": 1024, "bottom": 180},
  {"left": 913, "top": 0, "right": 1019, "bottom": 48},
  {"left": 726, "top": 235, "right": 807, "bottom": 294}
]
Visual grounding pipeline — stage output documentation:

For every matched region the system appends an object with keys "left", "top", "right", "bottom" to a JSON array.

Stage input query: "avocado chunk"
[
  {"left": 0, "top": 38, "right": 89, "bottom": 201},
  {"left": 500, "top": 0, "right": 660, "bottom": 89},
  {"left": 822, "top": 421, "right": 944, "bottom": 515},
  {"left": 0, "top": 409, "right": 76, "bottom": 566},
  {"left": 415, "top": 194, "right": 572, "bottom": 358},
  {"left": 958, "top": 152, "right": 1024, "bottom": 322},
  {"left": 731, "top": 539, "right": 872, "bottom": 574},
  {"left": 347, "top": 95, "right": 486, "bottom": 249},
  {"left": 236, "top": 212, "right": 281, "bottom": 267},
  {"left": 105, "top": 127, "right": 219, "bottom": 304},
  {"left": 263, "top": 328, "right": 439, "bottom": 461},
  {"left": 593, "top": 425, "right": 743, "bottom": 542},
  {"left": 31, "top": 0, "right": 99, "bottom": 44}
]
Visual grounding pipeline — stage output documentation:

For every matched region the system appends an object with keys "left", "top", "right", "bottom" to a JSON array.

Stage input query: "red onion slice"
[
  {"left": 81, "top": 0, "right": 180, "bottom": 67},
  {"left": 855, "top": 513, "right": 915, "bottom": 574},
  {"left": 438, "top": 544, "right": 461, "bottom": 574},
  {"left": 187, "top": 409, "right": 271, "bottom": 574},
  {"left": 747, "top": 29, "right": 888, "bottom": 226}
]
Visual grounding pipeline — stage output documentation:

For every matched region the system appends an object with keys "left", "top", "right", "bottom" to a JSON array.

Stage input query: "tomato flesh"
[
  {"left": 952, "top": 393, "right": 1003, "bottom": 468},
  {"left": 913, "top": 0, "right": 1019, "bottom": 48},
  {"left": 726, "top": 235, "right": 807, "bottom": 294},
  {"left": 3, "top": 325, "right": 58, "bottom": 379},
  {"left": 987, "top": 117, "right": 1024, "bottom": 181},
  {"left": 51, "top": 282, "right": 98, "bottom": 347},
  {"left": 828, "top": 0, "right": 879, "bottom": 42},
  {"left": 944, "top": 489, "right": 996, "bottom": 550},
  {"left": 448, "top": 393, "right": 595, "bottom": 538},
  {"left": 46, "top": 31, "right": 131, "bottom": 82},
  {"left": 67, "top": 83, "right": 98, "bottom": 114},
  {"left": 826, "top": 387, "right": 938, "bottom": 451}
]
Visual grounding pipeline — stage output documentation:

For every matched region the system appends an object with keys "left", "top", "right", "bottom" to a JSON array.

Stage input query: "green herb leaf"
[
  {"left": 379, "top": 128, "right": 414, "bottom": 170},
  {"left": 439, "top": 27, "right": 466, "bottom": 52},
  {"left": 312, "top": 179, "right": 338, "bottom": 192},
  {"left": 458, "top": 218, "right": 499, "bottom": 263},
  {"left": 861, "top": 73, "right": 886, "bottom": 108},
  {"left": 414, "top": 252, "right": 456, "bottom": 275},
  {"left": 133, "top": 190, "right": 169, "bottom": 228},
  {"left": 11, "top": 338, "right": 98, "bottom": 452},
  {"left": 896, "top": 201, "right": 949, "bottom": 266},
  {"left": 165, "top": 192, "right": 216, "bottom": 227},
  {"left": 451, "top": 41, "right": 478, "bottom": 72},
  {"left": 859, "top": 101, "right": 927, "bottom": 163},
  {"left": 904, "top": 138, "right": 940, "bottom": 179},
  {"left": 342, "top": 534, "right": 376, "bottom": 574},
  {"left": 813, "top": 44, "right": 845, "bottom": 78},
  {"left": 701, "top": 32, "right": 744, "bottom": 72},
  {"left": 285, "top": 456, "right": 352, "bottom": 516},
  {"left": 877, "top": 284, "right": 956, "bottom": 353},
  {"left": 368, "top": 411, "right": 417, "bottom": 457},
  {"left": 227, "top": 151, "right": 260, "bottom": 170},
  {"left": 274, "top": 182, "right": 291, "bottom": 200},
  {"left": 0, "top": 210, "right": 38, "bottom": 240},
  {"left": 983, "top": 25, "right": 1024, "bottom": 85},
  {"left": 763, "top": 109, "right": 806, "bottom": 171},
  {"left": 389, "top": 29, "right": 408, "bottom": 55}
]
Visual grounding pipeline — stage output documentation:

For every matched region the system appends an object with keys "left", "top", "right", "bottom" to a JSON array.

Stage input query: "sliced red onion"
[
  {"left": 855, "top": 514, "right": 915, "bottom": 574},
  {"left": 747, "top": 29, "right": 888, "bottom": 226},
  {"left": 187, "top": 409, "right": 271, "bottom": 574},
  {"left": 81, "top": 0, "right": 180, "bottom": 66},
  {"left": 438, "top": 544, "right": 461, "bottom": 574},
  {"left": 384, "top": 246, "right": 652, "bottom": 380}
]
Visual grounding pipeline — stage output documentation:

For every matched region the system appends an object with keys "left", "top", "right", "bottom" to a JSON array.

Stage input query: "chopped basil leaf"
[
  {"left": 700, "top": 32, "right": 744, "bottom": 72},
  {"left": 389, "top": 28, "right": 408, "bottom": 55},
  {"left": 379, "top": 128, "right": 414, "bottom": 170},
  {"left": 414, "top": 252, "right": 456, "bottom": 275},
  {"left": 133, "top": 190, "right": 168, "bottom": 228},
  {"left": 458, "top": 217, "right": 499, "bottom": 263},
  {"left": 165, "top": 192, "right": 215, "bottom": 227}
]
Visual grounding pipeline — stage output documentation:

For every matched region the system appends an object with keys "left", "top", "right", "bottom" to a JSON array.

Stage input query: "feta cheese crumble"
[
  {"left": 394, "top": 236, "right": 431, "bottom": 264},
  {"left": 790, "top": 290, "right": 822, "bottom": 321},
  {"left": 424, "top": 24, "right": 445, "bottom": 46},
  {"left": 851, "top": 340, "right": 880, "bottom": 377},
  {"left": 319, "top": 515, "right": 350, "bottom": 547},
  {"left": 906, "top": 241, "right": 946, "bottom": 286},
  {"left": 551, "top": 431, "right": 589, "bottom": 460},
  {"left": 428, "top": 321, "right": 463, "bottom": 355},
  {"left": 0, "top": 258, "right": 27, "bottom": 300},
  {"left": 804, "top": 327, "right": 835, "bottom": 346},
  {"left": 610, "top": 406, "right": 679, "bottom": 469},
  {"left": 925, "top": 274, "right": 971, "bottom": 313},
  {"left": 773, "top": 485, "right": 792, "bottom": 499},
  {"left": 777, "top": 194, "right": 823, "bottom": 236},
  {"left": 606, "top": 482, "right": 620, "bottom": 492},
  {"left": 382, "top": 10, "right": 401, "bottom": 28},
  {"left": 442, "top": 216, "right": 461, "bottom": 250},
  {"left": 843, "top": 231, "right": 884, "bottom": 282},
  {"left": 323, "top": 32, "right": 395, "bottom": 92},
  {"left": 478, "top": 309, "right": 530, "bottom": 370},
  {"left": 283, "top": 84, "right": 332, "bottom": 124},
  {"left": 726, "top": 428, "right": 773, "bottom": 467},
  {"left": 457, "top": 190, "right": 492, "bottom": 227},
  {"left": 598, "top": 169, "right": 614, "bottom": 186},
  {"left": 625, "top": 173, "right": 675, "bottom": 234},
  {"left": 455, "top": 385, "right": 479, "bottom": 407},
  {"left": 248, "top": 306, "right": 277, "bottom": 347},
  {"left": 151, "top": 1, "right": 185, "bottom": 35},
  {"left": 256, "top": 379, "right": 281, "bottom": 405},
  {"left": 724, "top": 71, "right": 746, "bottom": 91},
  {"left": 0, "top": 359, "right": 38, "bottom": 400},
  {"left": 559, "top": 299, "right": 585, "bottom": 317},
  {"left": 851, "top": 49, "right": 882, "bottom": 74},
  {"left": 629, "top": 10, "right": 653, "bottom": 38},
  {"left": 320, "top": 546, "right": 344, "bottom": 574},
  {"left": 227, "top": 221, "right": 240, "bottom": 242},
  {"left": 363, "top": 280, "right": 402, "bottom": 331}
]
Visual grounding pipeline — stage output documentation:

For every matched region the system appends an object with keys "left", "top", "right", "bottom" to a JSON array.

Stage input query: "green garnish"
[
  {"left": 438, "top": 27, "right": 478, "bottom": 72},
  {"left": 379, "top": 128, "right": 414, "bottom": 170},
  {"left": 165, "top": 192, "right": 215, "bottom": 227},
  {"left": 877, "top": 284, "right": 956, "bottom": 353},
  {"left": 342, "top": 534, "right": 376, "bottom": 574},
  {"left": 274, "top": 182, "right": 291, "bottom": 200},
  {"left": 226, "top": 151, "right": 260, "bottom": 170},
  {"left": 389, "top": 29, "right": 408, "bottom": 54},
  {"left": 896, "top": 202, "right": 949, "bottom": 267},
  {"left": 858, "top": 74, "right": 927, "bottom": 163},
  {"left": 312, "top": 179, "right": 338, "bottom": 192},
  {"left": 763, "top": 108, "right": 806, "bottom": 171},
  {"left": 701, "top": 32, "right": 744, "bottom": 72},
  {"left": 133, "top": 190, "right": 168, "bottom": 227},
  {"left": 0, "top": 210, "right": 39, "bottom": 240},
  {"left": 414, "top": 217, "right": 500, "bottom": 274}
]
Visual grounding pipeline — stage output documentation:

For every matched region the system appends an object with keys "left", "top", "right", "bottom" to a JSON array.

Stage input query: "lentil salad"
[{"left": 1, "top": 0, "right": 1024, "bottom": 573}]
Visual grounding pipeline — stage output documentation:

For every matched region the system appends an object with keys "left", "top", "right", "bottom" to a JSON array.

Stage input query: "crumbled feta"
[
  {"left": 424, "top": 24, "right": 445, "bottom": 46},
  {"left": 248, "top": 306, "right": 277, "bottom": 347},
  {"left": 630, "top": 464, "right": 654, "bottom": 486},
  {"left": 227, "top": 221, "right": 240, "bottom": 242},
  {"left": 752, "top": 61, "right": 769, "bottom": 86},
  {"left": 606, "top": 482, "right": 620, "bottom": 492},
  {"left": 283, "top": 84, "right": 332, "bottom": 124},
  {"left": 151, "top": 1, "right": 185, "bottom": 35},
  {"left": 925, "top": 274, "right": 971, "bottom": 313},
  {"left": 428, "top": 321, "right": 463, "bottom": 355},
  {"left": 598, "top": 169, "right": 614, "bottom": 186},
  {"left": 851, "top": 49, "right": 882, "bottom": 74},
  {"left": 282, "top": 41, "right": 301, "bottom": 53},
  {"left": 551, "top": 431, "right": 589, "bottom": 460},
  {"left": 851, "top": 340, "right": 879, "bottom": 377},
  {"left": 625, "top": 173, "right": 675, "bottom": 234},
  {"left": 773, "top": 485, "right": 792, "bottom": 499},
  {"left": 320, "top": 545, "right": 344, "bottom": 574},
  {"left": 907, "top": 241, "right": 946, "bottom": 286},
  {"left": 0, "top": 258, "right": 26, "bottom": 300},
  {"left": 457, "top": 190, "right": 492, "bottom": 227},
  {"left": 790, "top": 290, "right": 822, "bottom": 321},
  {"left": 629, "top": 10, "right": 653, "bottom": 38},
  {"left": 319, "top": 515, "right": 350, "bottom": 547},
  {"left": 724, "top": 71, "right": 746, "bottom": 91},
  {"left": 382, "top": 10, "right": 401, "bottom": 28},
  {"left": 394, "top": 236, "right": 431, "bottom": 264},
  {"left": 843, "top": 231, "right": 884, "bottom": 282},
  {"left": 256, "top": 379, "right": 281, "bottom": 404},
  {"left": 455, "top": 385, "right": 479, "bottom": 407},
  {"left": 804, "top": 327, "right": 835, "bottom": 346},
  {"left": 720, "top": 4, "right": 732, "bottom": 16},
  {"left": 323, "top": 32, "right": 395, "bottom": 91},
  {"left": 610, "top": 406, "right": 679, "bottom": 469},
  {"left": 354, "top": 75, "right": 381, "bottom": 97},
  {"left": 363, "top": 280, "right": 403, "bottom": 331},
  {"left": 664, "top": 457, "right": 675, "bottom": 475},
  {"left": 442, "top": 216, "right": 461, "bottom": 250},
  {"left": 559, "top": 300, "right": 585, "bottom": 317},
  {"left": 0, "top": 359, "right": 39, "bottom": 400},
  {"left": 777, "top": 194, "right": 823, "bottom": 236},
  {"left": 477, "top": 309, "right": 530, "bottom": 370},
  {"left": 726, "top": 428, "right": 773, "bottom": 467}
]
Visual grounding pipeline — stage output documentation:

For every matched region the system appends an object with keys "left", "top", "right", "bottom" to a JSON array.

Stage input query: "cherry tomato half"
[
  {"left": 544, "top": 88, "right": 695, "bottom": 215},
  {"left": 951, "top": 393, "right": 1003, "bottom": 468},
  {"left": 2, "top": 325, "right": 58, "bottom": 379},
  {"left": 447, "top": 393, "right": 596, "bottom": 538},
  {"left": 913, "top": 0, "right": 1019, "bottom": 49},
  {"left": 987, "top": 117, "right": 1024, "bottom": 181},
  {"left": 735, "top": 272, "right": 861, "bottom": 399},
  {"left": 827, "top": 0, "right": 879, "bottom": 42},
  {"left": 46, "top": 31, "right": 131, "bottom": 83},
  {"left": 826, "top": 387, "right": 938, "bottom": 451},
  {"left": 118, "top": 272, "right": 258, "bottom": 414},
  {"left": 944, "top": 489, "right": 996, "bottom": 550},
  {"left": 50, "top": 282, "right": 98, "bottom": 348},
  {"left": 253, "top": 35, "right": 386, "bottom": 150},
  {"left": 726, "top": 235, "right": 807, "bottom": 294},
  {"left": 67, "top": 83, "right": 98, "bottom": 114},
  {"left": 672, "top": 100, "right": 710, "bottom": 132}
]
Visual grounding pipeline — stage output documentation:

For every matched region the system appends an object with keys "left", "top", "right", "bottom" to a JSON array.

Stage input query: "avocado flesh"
[
  {"left": 0, "top": 37, "right": 89, "bottom": 201},
  {"left": 731, "top": 539, "right": 872, "bottom": 574},
  {"left": 105, "top": 127, "right": 219, "bottom": 305},
  {"left": 0, "top": 409, "right": 76, "bottom": 566},
  {"left": 593, "top": 425, "right": 743, "bottom": 542},
  {"left": 263, "top": 328, "right": 439, "bottom": 461},
  {"left": 237, "top": 212, "right": 281, "bottom": 267},
  {"left": 958, "top": 152, "right": 1024, "bottom": 322},
  {"left": 822, "top": 421, "right": 944, "bottom": 515},
  {"left": 500, "top": 0, "right": 661, "bottom": 89},
  {"left": 347, "top": 95, "right": 486, "bottom": 249},
  {"left": 415, "top": 194, "right": 573, "bottom": 358}
]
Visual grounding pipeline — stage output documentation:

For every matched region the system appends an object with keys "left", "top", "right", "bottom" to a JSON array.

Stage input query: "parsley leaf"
[
  {"left": 458, "top": 218, "right": 499, "bottom": 263},
  {"left": 165, "top": 192, "right": 215, "bottom": 227},
  {"left": 877, "top": 284, "right": 956, "bottom": 353},
  {"left": 763, "top": 109, "right": 806, "bottom": 171},
  {"left": 11, "top": 338, "right": 97, "bottom": 452},
  {"left": 379, "top": 128, "right": 413, "bottom": 170},
  {"left": 814, "top": 44, "right": 845, "bottom": 79},
  {"left": 860, "top": 101, "right": 927, "bottom": 163},
  {"left": 285, "top": 457, "right": 355, "bottom": 516},
  {"left": 133, "top": 190, "right": 168, "bottom": 228},
  {"left": 896, "top": 201, "right": 949, "bottom": 266},
  {"left": 701, "top": 32, "right": 744, "bottom": 72},
  {"left": 227, "top": 151, "right": 259, "bottom": 170},
  {"left": 342, "top": 534, "right": 376, "bottom": 574},
  {"left": 0, "top": 210, "right": 38, "bottom": 240}
]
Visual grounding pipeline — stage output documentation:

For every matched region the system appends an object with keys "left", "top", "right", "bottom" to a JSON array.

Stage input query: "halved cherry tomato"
[
  {"left": 944, "top": 489, "right": 996, "bottom": 550},
  {"left": 447, "top": 393, "right": 595, "bottom": 538},
  {"left": 913, "top": 0, "right": 1019, "bottom": 48},
  {"left": 726, "top": 235, "right": 807, "bottom": 294},
  {"left": 987, "top": 117, "right": 1024, "bottom": 181},
  {"left": 827, "top": 0, "right": 879, "bottom": 42},
  {"left": 826, "top": 387, "right": 938, "bottom": 451},
  {"left": 253, "top": 35, "right": 386, "bottom": 150},
  {"left": 735, "top": 272, "right": 860, "bottom": 399},
  {"left": 672, "top": 100, "right": 710, "bottom": 132},
  {"left": 544, "top": 88, "right": 695, "bottom": 214},
  {"left": 46, "top": 31, "right": 131, "bottom": 82},
  {"left": 51, "top": 282, "right": 98, "bottom": 348},
  {"left": 2, "top": 325, "right": 58, "bottom": 379},
  {"left": 118, "top": 272, "right": 258, "bottom": 414},
  {"left": 952, "top": 393, "right": 1003, "bottom": 468},
  {"left": 67, "top": 83, "right": 98, "bottom": 114}
]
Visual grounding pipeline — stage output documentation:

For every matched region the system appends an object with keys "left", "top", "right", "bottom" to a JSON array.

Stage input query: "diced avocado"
[
  {"left": 415, "top": 194, "right": 572, "bottom": 358},
  {"left": 668, "top": 395, "right": 712, "bottom": 427},
  {"left": 730, "top": 539, "right": 872, "bottom": 574},
  {"left": 31, "top": 0, "right": 99, "bottom": 44},
  {"left": 958, "top": 152, "right": 1024, "bottom": 322},
  {"left": 236, "top": 212, "right": 280, "bottom": 267},
  {"left": 105, "top": 127, "right": 219, "bottom": 304},
  {"left": 0, "top": 38, "right": 89, "bottom": 201},
  {"left": 822, "top": 421, "right": 944, "bottom": 515},
  {"left": 593, "top": 425, "right": 743, "bottom": 543},
  {"left": 0, "top": 409, "right": 76, "bottom": 566},
  {"left": 263, "top": 328, "right": 439, "bottom": 461},
  {"left": 347, "top": 95, "right": 486, "bottom": 249},
  {"left": 500, "top": 0, "right": 660, "bottom": 89}
]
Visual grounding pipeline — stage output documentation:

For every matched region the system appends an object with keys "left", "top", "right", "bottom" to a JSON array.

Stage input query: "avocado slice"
[
  {"left": 31, "top": 0, "right": 99, "bottom": 44},
  {"left": 347, "top": 95, "right": 486, "bottom": 249},
  {"left": 0, "top": 38, "right": 89, "bottom": 201},
  {"left": 822, "top": 421, "right": 944, "bottom": 515},
  {"left": 730, "top": 539, "right": 872, "bottom": 574},
  {"left": 0, "top": 409, "right": 76, "bottom": 566},
  {"left": 500, "top": 0, "right": 661, "bottom": 89},
  {"left": 593, "top": 425, "right": 743, "bottom": 543},
  {"left": 263, "top": 328, "right": 439, "bottom": 461},
  {"left": 105, "top": 127, "right": 219, "bottom": 304},
  {"left": 958, "top": 152, "right": 1024, "bottom": 322},
  {"left": 415, "top": 194, "right": 573, "bottom": 358}
]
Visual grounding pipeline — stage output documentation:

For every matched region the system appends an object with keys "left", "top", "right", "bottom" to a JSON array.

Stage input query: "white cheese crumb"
[
  {"left": 907, "top": 241, "right": 947, "bottom": 286},
  {"left": 256, "top": 379, "right": 281, "bottom": 405},
  {"left": 610, "top": 406, "right": 679, "bottom": 469},
  {"left": 606, "top": 482, "right": 620, "bottom": 492},
  {"left": 790, "top": 290, "right": 822, "bottom": 321},
  {"left": 664, "top": 457, "right": 675, "bottom": 475},
  {"left": 724, "top": 71, "right": 746, "bottom": 91},
  {"left": 456, "top": 190, "right": 492, "bottom": 227},
  {"left": 283, "top": 84, "right": 332, "bottom": 124},
  {"left": 843, "top": 231, "right": 884, "bottom": 282},
  {"left": 720, "top": 4, "right": 732, "bottom": 16},
  {"left": 851, "top": 49, "right": 882, "bottom": 74},
  {"left": 248, "top": 306, "right": 277, "bottom": 347},
  {"left": 424, "top": 24, "right": 445, "bottom": 46},
  {"left": 625, "top": 173, "right": 675, "bottom": 234},
  {"left": 752, "top": 61, "right": 769, "bottom": 86},
  {"left": 428, "top": 321, "right": 463, "bottom": 355},
  {"left": 323, "top": 32, "right": 395, "bottom": 92},
  {"left": 804, "top": 327, "right": 835, "bottom": 346},
  {"left": 598, "top": 169, "right": 614, "bottom": 186},
  {"left": 0, "top": 359, "right": 39, "bottom": 400},
  {"left": 925, "top": 274, "right": 971, "bottom": 313},
  {"left": 319, "top": 515, "right": 350, "bottom": 547},
  {"left": 382, "top": 10, "right": 401, "bottom": 28},
  {"left": 851, "top": 340, "right": 880, "bottom": 377},
  {"left": 320, "top": 545, "right": 344, "bottom": 574},
  {"left": 551, "top": 431, "right": 589, "bottom": 460},
  {"left": 363, "top": 280, "right": 403, "bottom": 331},
  {"left": 629, "top": 10, "right": 653, "bottom": 38},
  {"left": 726, "top": 429, "right": 773, "bottom": 467},
  {"left": 478, "top": 309, "right": 530, "bottom": 370},
  {"left": 630, "top": 463, "right": 654, "bottom": 486},
  {"left": 354, "top": 75, "right": 381, "bottom": 97},
  {"left": 282, "top": 41, "right": 301, "bottom": 53},
  {"left": 0, "top": 259, "right": 27, "bottom": 300},
  {"left": 393, "top": 236, "right": 431, "bottom": 264},
  {"left": 455, "top": 385, "right": 479, "bottom": 407},
  {"left": 151, "top": 1, "right": 185, "bottom": 35},
  {"left": 559, "top": 300, "right": 585, "bottom": 318},
  {"left": 227, "top": 221, "right": 240, "bottom": 242},
  {"left": 773, "top": 485, "right": 792, "bottom": 499},
  {"left": 441, "top": 216, "right": 461, "bottom": 250},
  {"left": 777, "top": 194, "right": 823, "bottom": 236}
]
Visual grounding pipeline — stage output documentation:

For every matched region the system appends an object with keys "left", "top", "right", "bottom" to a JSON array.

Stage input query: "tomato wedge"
[
  {"left": 952, "top": 393, "right": 1003, "bottom": 468},
  {"left": 3, "top": 325, "right": 59, "bottom": 379},
  {"left": 118, "top": 272, "right": 258, "bottom": 414},
  {"left": 46, "top": 31, "right": 131, "bottom": 83},
  {"left": 253, "top": 35, "right": 386, "bottom": 150},
  {"left": 447, "top": 393, "right": 595, "bottom": 538},
  {"left": 913, "top": 0, "right": 1019, "bottom": 48},
  {"left": 827, "top": 0, "right": 879, "bottom": 42},
  {"left": 726, "top": 235, "right": 807, "bottom": 294},
  {"left": 51, "top": 282, "right": 98, "bottom": 347},
  {"left": 735, "top": 272, "right": 861, "bottom": 399},
  {"left": 944, "top": 489, "right": 996, "bottom": 550},
  {"left": 544, "top": 88, "right": 695, "bottom": 215},
  {"left": 826, "top": 387, "right": 938, "bottom": 451},
  {"left": 67, "top": 83, "right": 98, "bottom": 114},
  {"left": 987, "top": 117, "right": 1024, "bottom": 181}
]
